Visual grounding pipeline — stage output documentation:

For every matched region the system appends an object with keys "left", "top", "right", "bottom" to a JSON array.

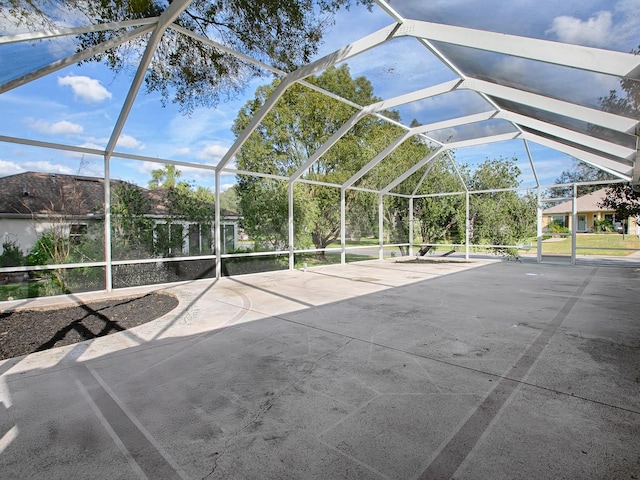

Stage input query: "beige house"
[{"left": 542, "top": 188, "right": 638, "bottom": 234}]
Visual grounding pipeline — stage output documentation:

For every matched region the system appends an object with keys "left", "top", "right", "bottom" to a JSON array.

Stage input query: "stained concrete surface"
[{"left": 0, "top": 259, "right": 639, "bottom": 479}]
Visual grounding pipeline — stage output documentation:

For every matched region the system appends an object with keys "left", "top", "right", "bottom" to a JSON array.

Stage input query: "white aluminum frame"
[{"left": 0, "top": 0, "right": 638, "bottom": 295}]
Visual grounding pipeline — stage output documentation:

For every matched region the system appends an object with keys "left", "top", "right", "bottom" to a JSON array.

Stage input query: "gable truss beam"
[
  {"left": 521, "top": 132, "right": 632, "bottom": 180},
  {"left": 380, "top": 148, "right": 444, "bottom": 194},
  {"left": 216, "top": 23, "right": 399, "bottom": 171},
  {"left": 288, "top": 79, "right": 461, "bottom": 183},
  {"left": 0, "top": 24, "right": 155, "bottom": 95},
  {"left": 496, "top": 111, "right": 635, "bottom": 160},
  {"left": 394, "top": 19, "right": 640, "bottom": 79},
  {"left": 105, "top": 0, "right": 192, "bottom": 160},
  {"left": 460, "top": 78, "right": 638, "bottom": 134},
  {"left": 343, "top": 131, "right": 415, "bottom": 189},
  {"left": 445, "top": 132, "right": 520, "bottom": 150}
]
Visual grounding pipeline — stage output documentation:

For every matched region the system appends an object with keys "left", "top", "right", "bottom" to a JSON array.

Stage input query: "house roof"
[
  {"left": 543, "top": 188, "right": 612, "bottom": 215},
  {"left": 0, "top": 172, "right": 237, "bottom": 218}
]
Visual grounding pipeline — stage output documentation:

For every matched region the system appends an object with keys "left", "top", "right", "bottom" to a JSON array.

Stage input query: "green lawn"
[
  {"left": 326, "top": 238, "right": 381, "bottom": 248},
  {"left": 541, "top": 233, "right": 640, "bottom": 256}
]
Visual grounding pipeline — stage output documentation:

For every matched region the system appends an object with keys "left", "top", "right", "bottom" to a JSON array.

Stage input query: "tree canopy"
[
  {"left": 232, "top": 66, "right": 536, "bottom": 256},
  {"left": 3, "top": 0, "right": 371, "bottom": 112},
  {"left": 599, "top": 185, "right": 640, "bottom": 230},
  {"left": 232, "top": 65, "right": 431, "bottom": 254}
]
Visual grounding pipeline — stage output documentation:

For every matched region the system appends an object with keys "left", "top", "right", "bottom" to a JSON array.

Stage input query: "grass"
[
  {"left": 326, "top": 238, "right": 382, "bottom": 248},
  {"left": 294, "top": 252, "right": 377, "bottom": 268},
  {"left": 541, "top": 233, "right": 640, "bottom": 256}
]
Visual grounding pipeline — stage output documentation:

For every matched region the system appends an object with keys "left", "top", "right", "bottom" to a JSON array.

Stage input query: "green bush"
[
  {"left": 26, "top": 233, "right": 57, "bottom": 266},
  {"left": 546, "top": 221, "right": 570, "bottom": 235},
  {"left": 0, "top": 240, "right": 26, "bottom": 267},
  {"left": 593, "top": 218, "right": 614, "bottom": 233}
]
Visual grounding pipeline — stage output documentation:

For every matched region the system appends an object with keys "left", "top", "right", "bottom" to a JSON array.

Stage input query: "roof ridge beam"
[
  {"left": 445, "top": 132, "right": 520, "bottom": 149},
  {"left": 105, "top": 0, "right": 192, "bottom": 160},
  {"left": 394, "top": 19, "right": 640, "bottom": 79},
  {"left": 411, "top": 111, "right": 496, "bottom": 134}
]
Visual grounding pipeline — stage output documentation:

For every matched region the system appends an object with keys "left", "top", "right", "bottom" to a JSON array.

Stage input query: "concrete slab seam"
[
  {"left": 416, "top": 267, "right": 600, "bottom": 480},
  {"left": 76, "top": 377, "right": 149, "bottom": 480},
  {"left": 75, "top": 365, "right": 189, "bottom": 480}
]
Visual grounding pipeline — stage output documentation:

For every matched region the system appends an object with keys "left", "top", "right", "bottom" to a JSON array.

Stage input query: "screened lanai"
[
  {"left": 0, "top": 0, "right": 639, "bottom": 297},
  {"left": 2, "top": 4, "right": 640, "bottom": 480}
]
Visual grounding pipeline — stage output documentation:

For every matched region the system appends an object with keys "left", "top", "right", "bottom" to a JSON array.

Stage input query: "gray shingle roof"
[{"left": 0, "top": 172, "right": 226, "bottom": 217}]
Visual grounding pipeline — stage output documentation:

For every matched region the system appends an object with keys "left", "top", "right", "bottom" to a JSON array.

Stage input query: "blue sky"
[{"left": 0, "top": 0, "right": 637, "bottom": 191}]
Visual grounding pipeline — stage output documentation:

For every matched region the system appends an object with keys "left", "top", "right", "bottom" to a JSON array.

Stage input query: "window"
[{"left": 69, "top": 224, "right": 88, "bottom": 244}]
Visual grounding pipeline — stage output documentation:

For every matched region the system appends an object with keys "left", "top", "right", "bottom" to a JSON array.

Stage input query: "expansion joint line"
[{"left": 417, "top": 267, "right": 600, "bottom": 480}]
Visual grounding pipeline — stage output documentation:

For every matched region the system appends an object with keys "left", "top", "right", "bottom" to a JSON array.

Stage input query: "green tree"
[
  {"left": 166, "top": 181, "right": 215, "bottom": 224},
  {"left": 597, "top": 43, "right": 640, "bottom": 226},
  {"left": 598, "top": 184, "right": 640, "bottom": 233},
  {"left": 4, "top": 0, "right": 372, "bottom": 113},
  {"left": 412, "top": 157, "right": 536, "bottom": 255},
  {"left": 148, "top": 164, "right": 182, "bottom": 189},
  {"left": 111, "top": 181, "right": 156, "bottom": 259},
  {"left": 233, "top": 65, "right": 428, "bottom": 256},
  {"left": 466, "top": 158, "right": 537, "bottom": 254},
  {"left": 0, "top": 240, "right": 26, "bottom": 268},
  {"left": 547, "top": 159, "right": 616, "bottom": 198},
  {"left": 412, "top": 157, "right": 467, "bottom": 246},
  {"left": 219, "top": 186, "right": 240, "bottom": 214},
  {"left": 600, "top": 44, "right": 640, "bottom": 119}
]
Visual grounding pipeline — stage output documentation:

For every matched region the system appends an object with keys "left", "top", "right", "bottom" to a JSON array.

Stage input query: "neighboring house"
[
  {"left": 542, "top": 188, "right": 638, "bottom": 234},
  {"left": 0, "top": 171, "right": 239, "bottom": 257}
]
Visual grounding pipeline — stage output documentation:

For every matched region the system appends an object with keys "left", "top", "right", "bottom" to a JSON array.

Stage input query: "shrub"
[
  {"left": 0, "top": 240, "right": 26, "bottom": 267},
  {"left": 546, "top": 221, "right": 570, "bottom": 235},
  {"left": 593, "top": 218, "right": 614, "bottom": 233}
]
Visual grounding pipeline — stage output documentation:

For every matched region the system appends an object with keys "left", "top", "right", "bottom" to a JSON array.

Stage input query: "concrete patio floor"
[{"left": 1, "top": 259, "right": 639, "bottom": 479}]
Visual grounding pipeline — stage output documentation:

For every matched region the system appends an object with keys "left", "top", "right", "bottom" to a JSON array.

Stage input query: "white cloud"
[
  {"left": 196, "top": 143, "right": 229, "bottom": 163},
  {"left": 57, "top": 74, "right": 113, "bottom": 103},
  {"left": 28, "top": 119, "right": 83, "bottom": 135},
  {"left": 174, "top": 147, "right": 191, "bottom": 155},
  {"left": 22, "top": 161, "right": 75, "bottom": 175},
  {"left": 220, "top": 181, "right": 236, "bottom": 193},
  {"left": 116, "top": 134, "right": 145, "bottom": 150},
  {"left": 546, "top": 11, "right": 612, "bottom": 48},
  {"left": 0, "top": 159, "right": 24, "bottom": 176},
  {"left": 77, "top": 141, "right": 106, "bottom": 151}
]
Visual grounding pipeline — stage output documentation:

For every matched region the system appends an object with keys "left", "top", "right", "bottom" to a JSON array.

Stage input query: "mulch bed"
[{"left": 0, "top": 292, "right": 178, "bottom": 360}]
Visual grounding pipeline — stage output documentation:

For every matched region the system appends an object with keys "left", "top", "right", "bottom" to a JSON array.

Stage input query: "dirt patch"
[{"left": 0, "top": 292, "right": 178, "bottom": 360}]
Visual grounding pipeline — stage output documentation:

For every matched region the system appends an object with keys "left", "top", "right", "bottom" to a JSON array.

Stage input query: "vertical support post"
[
  {"left": 378, "top": 193, "right": 384, "bottom": 260},
  {"left": 215, "top": 171, "right": 222, "bottom": 279},
  {"left": 340, "top": 188, "right": 346, "bottom": 265},
  {"left": 409, "top": 197, "right": 414, "bottom": 256},
  {"left": 571, "top": 183, "right": 577, "bottom": 265},
  {"left": 103, "top": 156, "right": 112, "bottom": 292},
  {"left": 536, "top": 187, "right": 543, "bottom": 263},
  {"left": 465, "top": 191, "right": 470, "bottom": 260},
  {"left": 288, "top": 182, "right": 295, "bottom": 270}
]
